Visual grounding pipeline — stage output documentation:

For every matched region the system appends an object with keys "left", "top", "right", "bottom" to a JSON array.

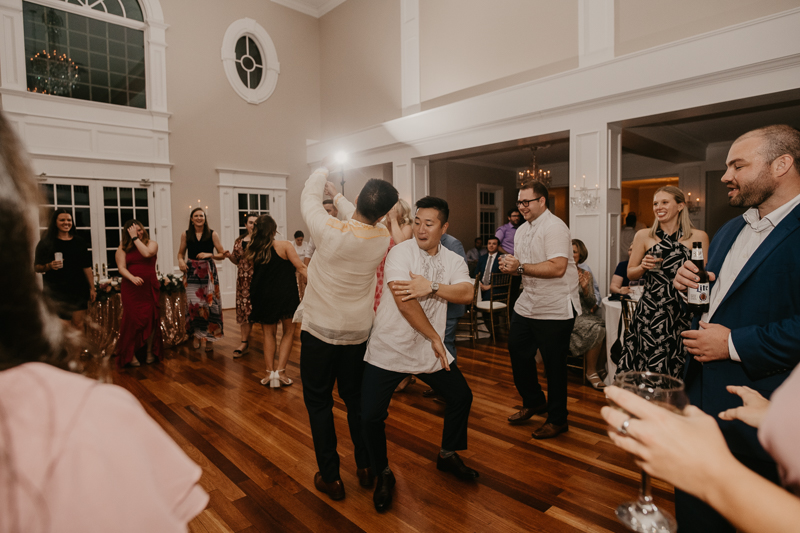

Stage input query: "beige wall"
[
  {"left": 319, "top": 0, "right": 402, "bottom": 141},
  {"left": 162, "top": 0, "right": 321, "bottom": 254},
  {"left": 430, "top": 161, "right": 518, "bottom": 247},
  {"left": 420, "top": 0, "right": 578, "bottom": 107},
  {"left": 616, "top": 0, "right": 800, "bottom": 56},
  {"left": 332, "top": 162, "right": 393, "bottom": 209}
]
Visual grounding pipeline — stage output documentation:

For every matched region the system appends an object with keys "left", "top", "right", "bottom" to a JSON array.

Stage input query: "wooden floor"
[{"left": 112, "top": 309, "right": 674, "bottom": 533}]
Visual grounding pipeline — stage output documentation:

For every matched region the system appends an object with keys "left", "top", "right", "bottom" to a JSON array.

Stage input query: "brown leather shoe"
[
  {"left": 532, "top": 422, "right": 568, "bottom": 440},
  {"left": 422, "top": 388, "right": 437, "bottom": 398},
  {"left": 507, "top": 403, "right": 547, "bottom": 425},
  {"left": 314, "top": 472, "right": 345, "bottom": 500},
  {"left": 357, "top": 467, "right": 374, "bottom": 488}
]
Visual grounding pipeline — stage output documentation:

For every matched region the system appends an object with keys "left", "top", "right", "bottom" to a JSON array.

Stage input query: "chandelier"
[
  {"left": 27, "top": 49, "right": 79, "bottom": 96},
  {"left": 570, "top": 175, "right": 600, "bottom": 211},
  {"left": 517, "top": 147, "right": 551, "bottom": 188}
]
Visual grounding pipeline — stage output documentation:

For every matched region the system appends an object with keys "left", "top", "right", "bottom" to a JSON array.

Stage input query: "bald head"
[{"left": 736, "top": 125, "right": 800, "bottom": 173}]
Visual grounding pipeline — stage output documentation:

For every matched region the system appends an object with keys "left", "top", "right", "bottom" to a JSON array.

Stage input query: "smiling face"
[
  {"left": 722, "top": 135, "right": 777, "bottom": 209},
  {"left": 191, "top": 209, "right": 206, "bottom": 228},
  {"left": 517, "top": 189, "right": 546, "bottom": 222},
  {"left": 652, "top": 191, "right": 683, "bottom": 225},
  {"left": 413, "top": 207, "right": 447, "bottom": 255},
  {"left": 245, "top": 216, "right": 257, "bottom": 235},
  {"left": 133, "top": 223, "right": 144, "bottom": 239},
  {"left": 56, "top": 213, "right": 73, "bottom": 233},
  {"left": 486, "top": 238, "right": 499, "bottom": 253}
]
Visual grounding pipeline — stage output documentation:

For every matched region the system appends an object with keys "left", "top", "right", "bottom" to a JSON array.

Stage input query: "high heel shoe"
[
  {"left": 275, "top": 369, "right": 293, "bottom": 387},
  {"left": 586, "top": 373, "right": 606, "bottom": 390},
  {"left": 128, "top": 357, "right": 140, "bottom": 367},
  {"left": 233, "top": 341, "right": 249, "bottom": 358},
  {"left": 260, "top": 371, "right": 276, "bottom": 387},
  {"left": 145, "top": 351, "right": 155, "bottom": 364}
]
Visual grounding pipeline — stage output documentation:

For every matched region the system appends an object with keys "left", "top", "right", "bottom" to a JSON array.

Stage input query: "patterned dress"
[
  {"left": 230, "top": 238, "right": 253, "bottom": 324},
  {"left": 184, "top": 235, "right": 223, "bottom": 341},
  {"left": 618, "top": 229, "right": 692, "bottom": 378},
  {"left": 569, "top": 269, "right": 605, "bottom": 356}
]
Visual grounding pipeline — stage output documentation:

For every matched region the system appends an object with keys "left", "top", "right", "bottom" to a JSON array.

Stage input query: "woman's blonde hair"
[
  {"left": 648, "top": 185, "right": 694, "bottom": 240},
  {"left": 395, "top": 198, "right": 412, "bottom": 227}
]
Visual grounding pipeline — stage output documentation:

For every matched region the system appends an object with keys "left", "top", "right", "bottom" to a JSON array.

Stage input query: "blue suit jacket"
[
  {"left": 475, "top": 252, "right": 502, "bottom": 300},
  {"left": 684, "top": 203, "right": 800, "bottom": 461}
]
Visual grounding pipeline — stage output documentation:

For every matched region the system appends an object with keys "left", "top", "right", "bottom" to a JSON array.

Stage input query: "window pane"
[
  {"left": 250, "top": 66, "right": 262, "bottom": 89},
  {"left": 249, "top": 194, "right": 258, "bottom": 210},
  {"left": 91, "top": 86, "right": 109, "bottom": 103},
  {"left": 235, "top": 36, "right": 247, "bottom": 59},
  {"left": 135, "top": 209, "right": 148, "bottom": 226},
  {"left": 105, "top": 1, "right": 123, "bottom": 18},
  {"left": 106, "top": 249, "right": 117, "bottom": 270},
  {"left": 119, "top": 188, "right": 133, "bottom": 206},
  {"left": 41, "top": 183, "right": 54, "bottom": 204},
  {"left": 235, "top": 62, "right": 247, "bottom": 85},
  {"left": 248, "top": 37, "right": 262, "bottom": 65},
  {"left": 56, "top": 184, "right": 72, "bottom": 205},
  {"left": 104, "top": 208, "right": 118, "bottom": 227},
  {"left": 74, "top": 185, "right": 90, "bottom": 207},
  {"left": 238, "top": 194, "right": 247, "bottom": 210},
  {"left": 134, "top": 188, "right": 147, "bottom": 206},
  {"left": 260, "top": 195, "right": 268, "bottom": 211},
  {"left": 105, "top": 228, "right": 120, "bottom": 248},
  {"left": 69, "top": 31, "right": 87, "bottom": 50},
  {"left": 120, "top": 208, "right": 134, "bottom": 223},
  {"left": 74, "top": 207, "right": 91, "bottom": 227}
]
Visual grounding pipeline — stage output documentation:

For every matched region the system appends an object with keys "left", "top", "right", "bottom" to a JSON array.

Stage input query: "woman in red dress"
[{"left": 116, "top": 220, "right": 163, "bottom": 368}]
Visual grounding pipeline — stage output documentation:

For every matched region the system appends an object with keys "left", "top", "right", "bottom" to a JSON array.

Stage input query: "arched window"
[
  {"left": 222, "top": 19, "right": 280, "bottom": 105},
  {"left": 22, "top": 0, "right": 147, "bottom": 107}
]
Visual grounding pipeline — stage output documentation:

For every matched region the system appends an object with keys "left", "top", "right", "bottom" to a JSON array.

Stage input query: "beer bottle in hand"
[{"left": 687, "top": 242, "right": 709, "bottom": 315}]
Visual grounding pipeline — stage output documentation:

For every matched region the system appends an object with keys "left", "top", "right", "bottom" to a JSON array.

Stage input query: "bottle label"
[
  {"left": 688, "top": 282, "right": 710, "bottom": 305},
  {"left": 692, "top": 248, "right": 703, "bottom": 260}
]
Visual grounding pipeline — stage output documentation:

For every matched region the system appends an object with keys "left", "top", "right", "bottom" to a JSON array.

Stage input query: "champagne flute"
[{"left": 609, "top": 371, "right": 688, "bottom": 533}]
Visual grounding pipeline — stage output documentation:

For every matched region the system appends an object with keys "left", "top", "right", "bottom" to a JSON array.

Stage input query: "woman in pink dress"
[{"left": 116, "top": 220, "right": 163, "bottom": 368}]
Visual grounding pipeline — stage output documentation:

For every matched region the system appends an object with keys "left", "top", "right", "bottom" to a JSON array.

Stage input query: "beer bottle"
[{"left": 687, "top": 242, "right": 709, "bottom": 315}]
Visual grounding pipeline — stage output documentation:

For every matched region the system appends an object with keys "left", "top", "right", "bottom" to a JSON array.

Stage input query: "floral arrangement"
[
  {"left": 159, "top": 272, "right": 186, "bottom": 295},
  {"left": 95, "top": 278, "right": 121, "bottom": 303}
]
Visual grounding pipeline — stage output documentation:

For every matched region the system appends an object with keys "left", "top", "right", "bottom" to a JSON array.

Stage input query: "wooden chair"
[
  {"left": 475, "top": 272, "right": 512, "bottom": 343},
  {"left": 455, "top": 277, "right": 481, "bottom": 343}
]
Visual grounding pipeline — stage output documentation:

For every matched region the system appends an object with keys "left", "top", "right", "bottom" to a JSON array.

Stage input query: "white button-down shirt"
[
  {"left": 705, "top": 192, "right": 800, "bottom": 361},
  {"left": 513, "top": 210, "right": 582, "bottom": 321}
]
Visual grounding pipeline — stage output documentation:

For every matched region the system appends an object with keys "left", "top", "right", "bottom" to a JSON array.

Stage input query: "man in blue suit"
[
  {"left": 674, "top": 125, "right": 800, "bottom": 532},
  {"left": 475, "top": 236, "right": 503, "bottom": 301}
]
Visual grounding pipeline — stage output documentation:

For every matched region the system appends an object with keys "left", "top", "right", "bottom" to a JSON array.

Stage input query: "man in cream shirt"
[
  {"left": 361, "top": 196, "right": 477, "bottom": 513},
  {"left": 295, "top": 165, "right": 398, "bottom": 502}
]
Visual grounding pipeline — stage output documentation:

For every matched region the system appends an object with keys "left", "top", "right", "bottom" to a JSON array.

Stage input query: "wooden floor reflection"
[{"left": 112, "top": 309, "right": 674, "bottom": 533}]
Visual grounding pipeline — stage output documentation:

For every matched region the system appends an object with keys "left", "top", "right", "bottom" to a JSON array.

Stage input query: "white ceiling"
[{"left": 271, "top": 0, "right": 346, "bottom": 18}]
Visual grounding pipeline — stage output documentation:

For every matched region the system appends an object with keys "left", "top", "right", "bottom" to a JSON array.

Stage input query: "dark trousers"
[
  {"left": 300, "top": 331, "right": 370, "bottom": 483},
  {"left": 675, "top": 452, "right": 780, "bottom": 532},
  {"left": 508, "top": 311, "right": 575, "bottom": 425},
  {"left": 444, "top": 315, "right": 458, "bottom": 363},
  {"left": 509, "top": 276, "right": 522, "bottom": 311},
  {"left": 361, "top": 362, "right": 473, "bottom": 473}
]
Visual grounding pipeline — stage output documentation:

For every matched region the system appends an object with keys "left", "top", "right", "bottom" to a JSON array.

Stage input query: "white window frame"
[
  {"left": 477, "top": 183, "right": 503, "bottom": 243},
  {"left": 221, "top": 18, "right": 280, "bottom": 105}
]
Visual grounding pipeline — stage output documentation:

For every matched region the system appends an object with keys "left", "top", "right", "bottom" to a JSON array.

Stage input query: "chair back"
[{"left": 489, "top": 272, "right": 512, "bottom": 307}]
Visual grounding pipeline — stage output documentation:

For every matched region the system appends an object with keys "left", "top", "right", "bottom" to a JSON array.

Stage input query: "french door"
[{"left": 38, "top": 178, "right": 156, "bottom": 277}]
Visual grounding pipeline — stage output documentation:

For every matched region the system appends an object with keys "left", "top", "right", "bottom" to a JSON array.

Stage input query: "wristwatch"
[
  {"left": 430, "top": 281, "right": 440, "bottom": 294},
  {"left": 517, "top": 265, "right": 524, "bottom": 276}
]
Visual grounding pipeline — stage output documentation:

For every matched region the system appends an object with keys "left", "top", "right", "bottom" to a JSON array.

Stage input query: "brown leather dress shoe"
[
  {"left": 314, "top": 472, "right": 345, "bottom": 501},
  {"left": 422, "top": 388, "right": 437, "bottom": 398},
  {"left": 357, "top": 467, "right": 374, "bottom": 488},
  {"left": 532, "top": 422, "right": 568, "bottom": 440},
  {"left": 507, "top": 403, "right": 547, "bottom": 425}
]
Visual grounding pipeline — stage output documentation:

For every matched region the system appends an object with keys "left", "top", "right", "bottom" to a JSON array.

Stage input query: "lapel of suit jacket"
[
  {"left": 707, "top": 217, "right": 746, "bottom": 275},
  {"left": 716, "top": 204, "right": 800, "bottom": 310}
]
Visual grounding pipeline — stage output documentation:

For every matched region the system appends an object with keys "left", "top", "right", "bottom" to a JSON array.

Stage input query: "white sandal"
[{"left": 275, "top": 369, "right": 293, "bottom": 387}]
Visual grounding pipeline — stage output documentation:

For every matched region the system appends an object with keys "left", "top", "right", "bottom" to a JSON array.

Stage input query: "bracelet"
[{"left": 131, "top": 235, "right": 139, "bottom": 241}]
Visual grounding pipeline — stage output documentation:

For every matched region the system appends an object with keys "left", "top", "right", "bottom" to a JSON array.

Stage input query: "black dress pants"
[
  {"left": 300, "top": 331, "right": 371, "bottom": 483},
  {"left": 361, "top": 362, "right": 473, "bottom": 473},
  {"left": 508, "top": 311, "right": 575, "bottom": 426}
]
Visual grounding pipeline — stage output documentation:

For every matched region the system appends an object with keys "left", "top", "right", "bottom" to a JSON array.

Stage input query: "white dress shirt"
[{"left": 705, "top": 192, "right": 800, "bottom": 361}]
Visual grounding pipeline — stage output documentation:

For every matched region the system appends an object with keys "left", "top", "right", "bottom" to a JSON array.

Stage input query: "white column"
[
  {"left": 146, "top": 20, "right": 169, "bottom": 113},
  {"left": 578, "top": 0, "right": 614, "bottom": 68},
  {"left": 0, "top": 0, "right": 26, "bottom": 91},
  {"left": 153, "top": 181, "right": 174, "bottom": 275},
  {"left": 400, "top": 0, "right": 420, "bottom": 115}
]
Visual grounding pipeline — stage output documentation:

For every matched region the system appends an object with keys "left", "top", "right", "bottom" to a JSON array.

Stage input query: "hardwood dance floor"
[{"left": 112, "top": 309, "right": 674, "bottom": 533}]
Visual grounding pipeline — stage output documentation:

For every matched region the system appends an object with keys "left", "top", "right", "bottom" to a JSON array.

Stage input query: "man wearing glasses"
[{"left": 500, "top": 181, "right": 581, "bottom": 439}]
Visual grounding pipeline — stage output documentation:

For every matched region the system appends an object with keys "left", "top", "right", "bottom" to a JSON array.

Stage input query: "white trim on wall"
[{"left": 221, "top": 18, "right": 280, "bottom": 105}]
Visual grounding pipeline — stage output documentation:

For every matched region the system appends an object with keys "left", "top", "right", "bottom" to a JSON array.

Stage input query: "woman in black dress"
[
  {"left": 34, "top": 209, "right": 96, "bottom": 331},
  {"left": 247, "top": 215, "right": 307, "bottom": 388}
]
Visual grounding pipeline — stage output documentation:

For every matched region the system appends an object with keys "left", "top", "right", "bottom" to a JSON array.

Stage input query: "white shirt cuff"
[{"left": 728, "top": 334, "right": 741, "bottom": 362}]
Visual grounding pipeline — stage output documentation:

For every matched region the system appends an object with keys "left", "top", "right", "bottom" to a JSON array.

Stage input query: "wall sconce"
[
  {"left": 687, "top": 192, "right": 702, "bottom": 214},
  {"left": 570, "top": 175, "right": 600, "bottom": 211}
]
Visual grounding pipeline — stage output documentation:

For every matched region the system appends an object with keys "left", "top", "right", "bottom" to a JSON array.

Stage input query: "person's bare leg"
[
  {"left": 260, "top": 323, "right": 278, "bottom": 386},
  {"left": 236, "top": 322, "right": 252, "bottom": 353},
  {"left": 585, "top": 340, "right": 605, "bottom": 389},
  {"left": 275, "top": 318, "right": 295, "bottom": 385}
]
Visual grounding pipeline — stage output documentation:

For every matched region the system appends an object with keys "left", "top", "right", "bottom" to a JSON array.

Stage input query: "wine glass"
[{"left": 609, "top": 371, "right": 689, "bottom": 533}]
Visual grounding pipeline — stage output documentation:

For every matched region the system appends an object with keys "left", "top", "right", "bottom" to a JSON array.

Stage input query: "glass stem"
[{"left": 639, "top": 470, "right": 654, "bottom": 506}]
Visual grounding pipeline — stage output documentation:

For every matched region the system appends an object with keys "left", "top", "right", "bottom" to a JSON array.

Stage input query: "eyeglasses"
[{"left": 516, "top": 197, "right": 543, "bottom": 208}]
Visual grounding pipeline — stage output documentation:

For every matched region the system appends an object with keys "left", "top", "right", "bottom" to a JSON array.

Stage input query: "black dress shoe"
[
  {"left": 422, "top": 388, "right": 437, "bottom": 398},
  {"left": 314, "top": 472, "right": 345, "bottom": 501},
  {"left": 436, "top": 453, "right": 479, "bottom": 481},
  {"left": 532, "top": 421, "right": 568, "bottom": 440},
  {"left": 373, "top": 469, "right": 396, "bottom": 513},
  {"left": 506, "top": 403, "right": 547, "bottom": 425},
  {"left": 357, "top": 467, "right": 374, "bottom": 488}
]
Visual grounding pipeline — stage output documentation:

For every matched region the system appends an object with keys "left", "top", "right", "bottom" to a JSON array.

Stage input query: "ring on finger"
[{"left": 618, "top": 418, "right": 631, "bottom": 436}]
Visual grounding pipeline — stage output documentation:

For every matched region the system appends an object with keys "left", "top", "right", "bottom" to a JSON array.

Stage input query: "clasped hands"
[
  {"left": 499, "top": 254, "right": 519, "bottom": 274},
  {"left": 392, "top": 272, "right": 435, "bottom": 302},
  {"left": 674, "top": 259, "right": 730, "bottom": 362}
]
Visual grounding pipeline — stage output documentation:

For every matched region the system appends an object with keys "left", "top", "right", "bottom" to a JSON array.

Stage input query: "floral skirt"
[{"left": 185, "top": 259, "right": 223, "bottom": 341}]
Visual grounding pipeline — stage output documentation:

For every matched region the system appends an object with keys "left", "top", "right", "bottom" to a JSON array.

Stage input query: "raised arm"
[
  {"left": 301, "top": 168, "right": 335, "bottom": 241},
  {"left": 388, "top": 281, "right": 449, "bottom": 371}
]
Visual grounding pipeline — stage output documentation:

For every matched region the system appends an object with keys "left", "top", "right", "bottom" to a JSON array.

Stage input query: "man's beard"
[{"left": 729, "top": 165, "right": 775, "bottom": 209}]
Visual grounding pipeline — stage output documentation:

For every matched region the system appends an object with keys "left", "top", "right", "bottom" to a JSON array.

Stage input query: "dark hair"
[
  {"left": 415, "top": 196, "right": 449, "bottom": 224},
  {"left": 41, "top": 208, "right": 75, "bottom": 253},
  {"left": 322, "top": 199, "right": 334, "bottom": 206},
  {"left": 0, "top": 111, "right": 71, "bottom": 373},
  {"left": 245, "top": 215, "right": 278, "bottom": 266},
  {"left": 356, "top": 179, "right": 399, "bottom": 224},
  {"left": 740, "top": 124, "right": 800, "bottom": 171},
  {"left": 572, "top": 239, "right": 588, "bottom": 264},
  {"left": 625, "top": 212, "right": 637, "bottom": 227},
  {"left": 486, "top": 236, "right": 500, "bottom": 245},
  {"left": 121, "top": 220, "right": 150, "bottom": 252},
  {"left": 507, "top": 208, "right": 520, "bottom": 218},
  {"left": 294, "top": 230, "right": 304, "bottom": 239},
  {"left": 520, "top": 180, "right": 549, "bottom": 203},
  {"left": 474, "top": 237, "right": 483, "bottom": 244},
  {"left": 186, "top": 207, "right": 211, "bottom": 243},
  {"left": 235, "top": 212, "right": 259, "bottom": 244}
]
